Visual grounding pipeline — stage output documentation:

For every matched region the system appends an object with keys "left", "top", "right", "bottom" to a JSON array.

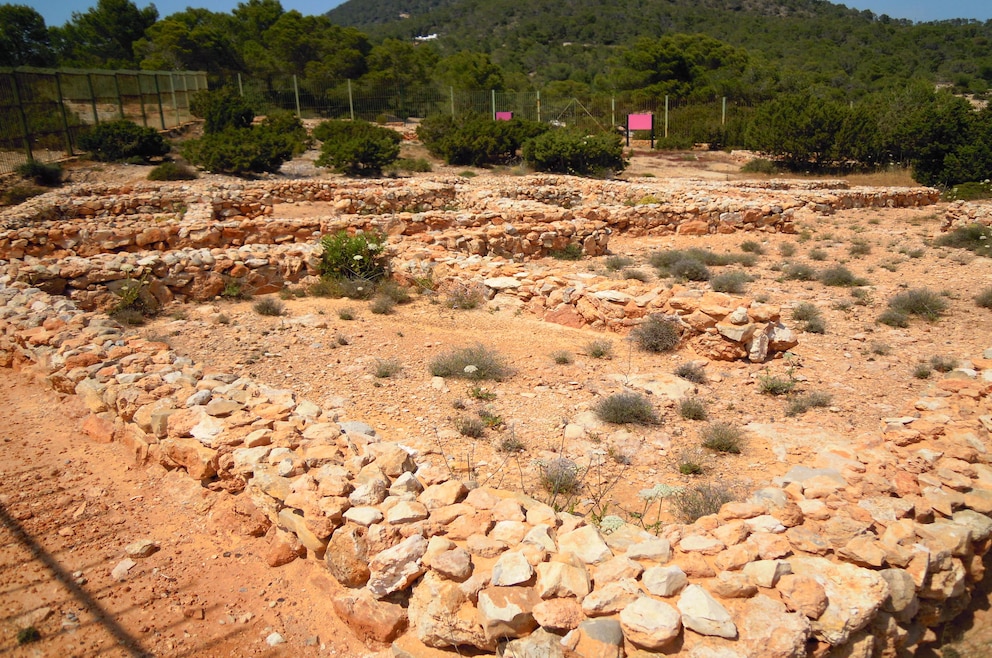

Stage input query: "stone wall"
[
  {"left": 3, "top": 275, "right": 992, "bottom": 658},
  {"left": 942, "top": 200, "right": 992, "bottom": 231}
]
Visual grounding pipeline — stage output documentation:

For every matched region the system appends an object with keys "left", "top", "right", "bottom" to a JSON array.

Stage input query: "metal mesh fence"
[
  {"left": 235, "top": 75, "right": 753, "bottom": 149},
  {"left": 0, "top": 67, "right": 207, "bottom": 175}
]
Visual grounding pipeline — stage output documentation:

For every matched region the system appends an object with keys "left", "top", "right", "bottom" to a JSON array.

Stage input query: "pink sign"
[
  {"left": 495, "top": 112, "right": 513, "bottom": 121},
  {"left": 628, "top": 113, "right": 653, "bottom": 131}
]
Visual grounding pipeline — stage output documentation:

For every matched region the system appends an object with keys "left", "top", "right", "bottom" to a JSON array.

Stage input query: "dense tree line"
[{"left": 1, "top": 0, "right": 990, "bottom": 184}]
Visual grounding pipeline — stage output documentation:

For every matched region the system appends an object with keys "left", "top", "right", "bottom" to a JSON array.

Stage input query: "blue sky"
[{"left": 24, "top": 0, "right": 992, "bottom": 29}]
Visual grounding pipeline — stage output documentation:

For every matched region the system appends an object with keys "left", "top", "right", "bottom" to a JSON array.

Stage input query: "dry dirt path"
[{"left": 0, "top": 368, "right": 379, "bottom": 658}]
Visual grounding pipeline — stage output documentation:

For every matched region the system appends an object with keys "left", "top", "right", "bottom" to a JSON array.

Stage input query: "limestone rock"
[
  {"left": 332, "top": 588, "right": 408, "bottom": 644},
  {"left": 325, "top": 525, "right": 370, "bottom": 587},
  {"left": 563, "top": 618, "right": 624, "bottom": 658},
  {"left": 619, "top": 596, "right": 682, "bottom": 650},
  {"left": 643, "top": 565, "right": 688, "bottom": 597},
  {"left": 477, "top": 586, "right": 540, "bottom": 641},
  {"left": 408, "top": 572, "right": 493, "bottom": 651},
  {"left": 532, "top": 598, "right": 584, "bottom": 632},
  {"left": 737, "top": 594, "right": 811, "bottom": 658},
  {"left": 367, "top": 534, "right": 428, "bottom": 598},
  {"left": 535, "top": 561, "right": 591, "bottom": 599},
  {"left": 789, "top": 556, "right": 888, "bottom": 645},
  {"left": 492, "top": 551, "right": 535, "bottom": 587},
  {"left": 504, "top": 628, "right": 565, "bottom": 658},
  {"left": 776, "top": 574, "right": 828, "bottom": 620},
  {"left": 558, "top": 525, "right": 612, "bottom": 564},
  {"left": 677, "top": 584, "right": 737, "bottom": 638}
]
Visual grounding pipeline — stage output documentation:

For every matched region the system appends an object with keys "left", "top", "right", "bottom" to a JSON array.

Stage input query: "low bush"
[
  {"left": 671, "top": 483, "right": 736, "bottom": 522},
  {"left": 585, "top": 339, "right": 613, "bottom": 359},
  {"left": 792, "top": 302, "right": 826, "bottom": 334},
  {"left": 551, "top": 350, "right": 574, "bottom": 365},
  {"left": 147, "top": 161, "right": 197, "bottom": 181},
  {"left": 0, "top": 184, "right": 44, "bottom": 206},
  {"left": 943, "top": 181, "right": 992, "bottom": 201},
  {"left": 78, "top": 119, "right": 169, "bottom": 162},
  {"left": 182, "top": 119, "right": 304, "bottom": 175},
  {"left": 677, "top": 449, "right": 705, "bottom": 475},
  {"left": 779, "top": 243, "right": 797, "bottom": 257},
  {"left": 878, "top": 309, "right": 909, "bottom": 327},
  {"left": 976, "top": 287, "right": 992, "bottom": 309},
  {"left": 253, "top": 298, "right": 284, "bottom": 316},
  {"left": 740, "top": 157, "right": 777, "bottom": 174},
  {"left": 700, "top": 422, "right": 744, "bottom": 453},
  {"left": 605, "top": 255, "right": 635, "bottom": 271},
  {"left": 372, "top": 358, "right": 402, "bottom": 378},
  {"left": 377, "top": 280, "right": 412, "bottom": 304},
  {"left": 785, "top": 391, "right": 832, "bottom": 416},
  {"left": 539, "top": 458, "right": 582, "bottom": 496},
  {"left": 710, "top": 270, "right": 751, "bottom": 293},
  {"left": 387, "top": 157, "right": 432, "bottom": 173},
  {"left": 443, "top": 282, "right": 485, "bottom": 310},
  {"left": 935, "top": 223, "right": 992, "bottom": 257},
  {"left": 623, "top": 269, "right": 650, "bottom": 282},
  {"left": 418, "top": 113, "right": 547, "bottom": 166},
  {"left": 674, "top": 362, "right": 706, "bottom": 384},
  {"left": 370, "top": 295, "right": 395, "bottom": 314},
  {"left": 740, "top": 240, "right": 764, "bottom": 254},
  {"left": 499, "top": 434, "right": 526, "bottom": 453},
  {"left": 783, "top": 263, "right": 817, "bottom": 281},
  {"left": 338, "top": 307, "right": 355, "bottom": 320},
  {"left": 15, "top": 160, "right": 61, "bottom": 186},
  {"left": 820, "top": 265, "right": 867, "bottom": 287},
  {"left": 190, "top": 87, "right": 253, "bottom": 133},
  {"left": 429, "top": 345, "right": 512, "bottom": 381},
  {"left": 848, "top": 240, "right": 872, "bottom": 256},
  {"left": 913, "top": 363, "right": 933, "bottom": 379},
  {"left": 887, "top": 288, "right": 948, "bottom": 321},
  {"left": 679, "top": 397, "right": 708, "bottom": 420},
  {"left": 808, "top": 248, "right": 828, "bottom": 261},
  {"left": 930, "top": 355, "right": 958, "bottom": 373},
  {"left": 668, "top": 257, "right": 711, "bottom": 281},
  {"left": 336, "top": 277, "right": 377, "bottom": 300},
  {"left": 594, "top": 392, "right": 659, "bottom": 425},
  {"left": 759, "top": 373, "right": 796, "bottom": 396},
  {"left": 319, "top": 231, "right": 389, "bottom": 282},
  {"left": 455, "top": 415, "right": 486, "bottom": 438},
  {"left": 522, "top": 128, "right": 627, "bottom": 176},
  {"left": 314, "top": 119, "right": 401, "bottom": 176},
  {"left": 550, "top": 243, "right": 583, "bottom": 260},
  {"left": 632, "top": 315, "right": 680, "bottom": 353}
]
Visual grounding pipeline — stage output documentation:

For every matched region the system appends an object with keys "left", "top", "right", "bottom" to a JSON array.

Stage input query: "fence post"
[
  {"left": 450, "top": 86, "right": 455, "bottom": 117},
  {"left": 664, "top": 95, "right": 669, "bottom": 139},
  {"left": 169, "top": 74, "right": 178, "bottom": 128},
  {"left": 86, "top": 73, "right": 99, "bottom": 125},
  {"left": 154, "top": 74, "right": 166, "bottom": 130},
  {"left": 611, "top": 96, "right": 615, "bottom": 130},
  {"left": 179, "top": 73, "right": 189, "bottom": 122},
  {"left": 137, "top": 74, "right": 148, "bottom": 127},
  {"left": 348, "top": 79, "right": 355, "bottom": 120},
  {"left": 113, "top": 73, "right": 124, "bottom": 119},
  {"left": 722, "top": 97, "right": 726, "bottom": 126},
  {"left": 293, "top": 74, "right": 301, "bottom": 118},
  {"left": 237, "top": 73, "right": 243, "bottom": 96},
  {"left": 536, "top": 91, "right": 540, "bottom": 123},
  {"left": 54, "top": 72, "right": 74, "bottom": 155},
  {"left": 10, "top": 71, "right": 34, "bottom": 162},
  {"left": 491, "top": 89, "right": 495, "bottom": 120}
]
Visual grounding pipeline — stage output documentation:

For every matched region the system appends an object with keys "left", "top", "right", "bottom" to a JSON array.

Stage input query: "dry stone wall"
[
  {"left": 3, "top": 271, "right": 992, "bottom": 658},
  {"left": 942, "top": 200, "right": 992, "bottom": 231}
]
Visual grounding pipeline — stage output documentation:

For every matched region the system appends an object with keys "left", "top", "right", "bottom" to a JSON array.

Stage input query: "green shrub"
[
  {"left": 632, "top": 315, "right": 681, "bottom": 353},
  {"left": 455, "top": 415, "right": 486, "bottom": 438},
  {"left": 418, "top": 113, "right": 548, "bottom": 166},
  {"left": 429, "top": 345, "right": 512, "bottom": 381},
  {"left": 498, "top": 434, "right": 526, "bottom": 453},
  {"left": 377, "top": 280, "right": 413, "bottom": 304},
  {"left": 190, "top": 87, "right": 253, "bottom": 133},
  {"left": 784, "top": 263, "right": 817, "bottom": 281},
  {"left": 870, "top": 341, "right": 890, "bottom": 355},
  {"left": 182, "top": 123, "right": 300, "bottom": 175},
  {"left": 808, "top": 248, "right": 828, "bottom": 261},
  {"left": 623, "top": 268, "right": 650, "bottom": 282},
  {"left": 388, "top": 157, "right": 432, "bottom": 173},
  {"left": 370, "top": 295, "right": 395, "bottom": 314},
  {"left": 779, "top": 243, "right": 797, "bottom": 257},
  {"left": 710, "top": 270, "right": 751, "bottom": 293},
  {"left": 253, "top": 298, "right": 284, "bottom": 316},
  {"left": 478, "top": 408, "right": 504, "bottom": 428},
  {"left": 319, "top": 231, "right": 389, "bottom": 282},
  {"left": 147, "top": 161, "right": 197, "bottom": 181},
  {"left": 913, "top": 363, "right": 933, "bottom": 379},
  {"left": 373, "top": 358, "right": 402, "bottom": 378},
  {"left": 469, "top": 386, "right": 497, "bottom": 401},
  {"left": 605, "top": 255, "right": 635, "bottom": 271},
  {"left": 678, "top": 458, "right": 704, "bottom": 475},
  {"left": 679, "top": 397, "right": 708, "bottom": 420},
  {"left": 943, "top": 181, "right": 992, "bottom": 201},
  {"left": 759, "top": 373, "right": 796, "bottom": 396},
  {"left": 551, "top": 350, "right": 574, "bottom": 365},
  {"left": 522, "top": 128, "right": 627, "bottom": 176},
  {"left": 668, "top": 257, "right": 711, "bottom": 281},
  {"left": 878, "top": 308, "right": 909, "bottom": 327},
  {"left": 672, "top": 483, "right": 736, "bottom": 522},
  {"left": 848, "top": 240, "right": 872, "bottom": 257},
  {"left": 740, "top": 240, "right": 764, "bottom": 254},
  {"left": 78, "top": 119, "right": 169, "bottom": 162},
  {"left": 314, "top": 119, "right": 400, "bottom": 176},
  {"left": 0, "top": 184, "right": 44, "bottom": 206},
  {"left": 887, "top": 288, "right": 948, "bottom": 321},
  {"left": 820, "top": 265, "right": 867, "bottom": 287},
  {"left": 701, "top": 422, "right": 744, "bottom": 453},
  {"left": 15, "top": 160, "right": 61, "bottom": 186},
  {"left": 935, "top": 223, "right": 992, "bottom": 257},
  {"left": 792, "top": 302, "right": 826, "bottom": 334},
  {"left": 550, "top": 243, "right": 583, "bottom": 260},
  {"left": 785, "top": 391, "right": 832, "bottom": 416},
  {"left": 338, "top": 307, "right": 355, "bottom": 320},
  {"left": 221, "top": 280, "right": 250, "bottom": 300},
  {"left": 16, "top": 626, "right": 40, "bottom": 645},
  {"left": 336, "top": 277, "right": 378, "bottom": 300},
  {"left": 740, "top": 157, "right": 777, "bottom": 174},
  {"left": 594, "top": 392, "right": 659, "bottom": 425},
  {"left": 976, "top": 287, "right": 992, "bottom": 309},
  {"left": 585, "top": 339, "right": 613, "bottom": 359},
  {"left": 674, "top": 362, "right": 706, "bottom": 384}
]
